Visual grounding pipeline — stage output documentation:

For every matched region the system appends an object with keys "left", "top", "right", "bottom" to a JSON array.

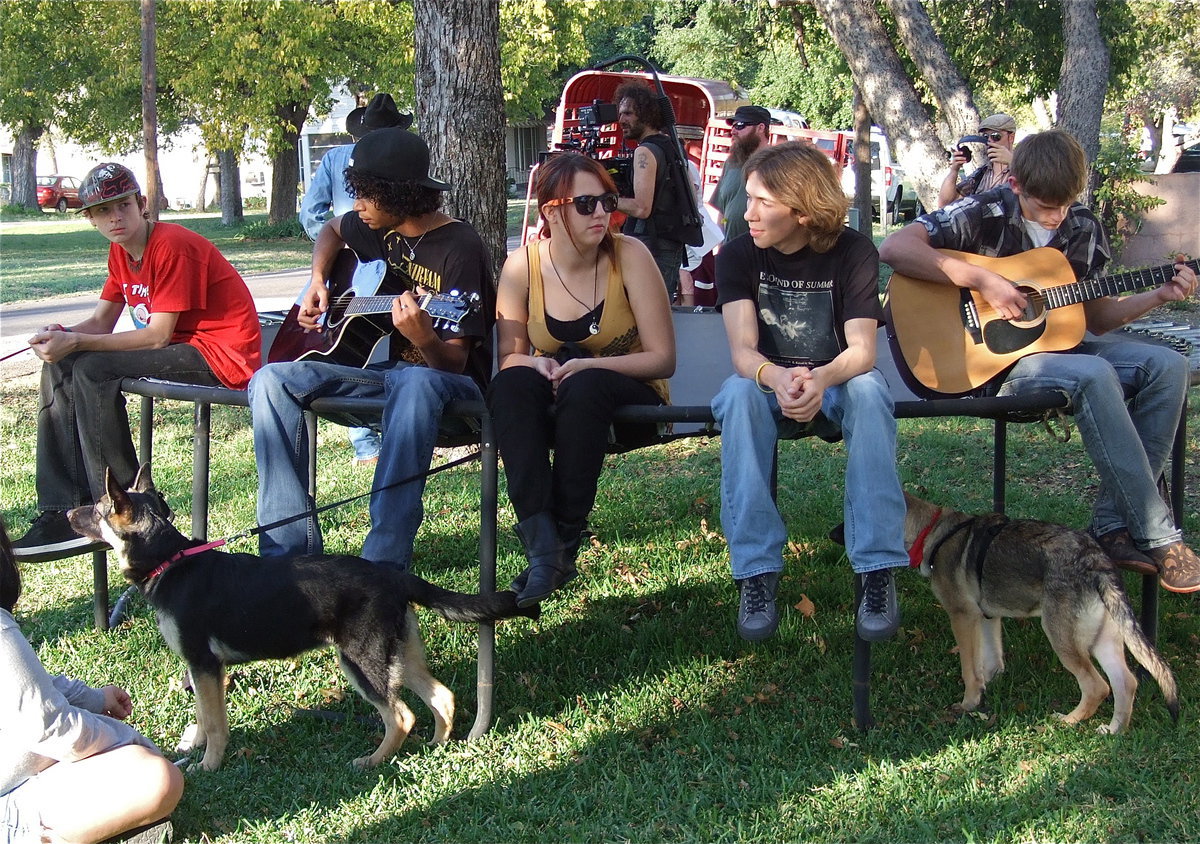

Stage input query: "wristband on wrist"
[{"left": 754, "top": 361, "right": 773, "bottom": 393}]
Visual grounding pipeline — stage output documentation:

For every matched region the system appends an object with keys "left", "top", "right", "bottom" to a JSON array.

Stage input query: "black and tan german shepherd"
[
  {"left": 903, "top": 492, "right": 1178, "bottom": 734},
  {"left": 68, "top": 465, "right": 537, "bottom": 771}
]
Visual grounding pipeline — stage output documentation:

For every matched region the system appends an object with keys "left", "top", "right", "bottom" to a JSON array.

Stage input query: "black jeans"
[
  {"left": 487, "top": 366, "right": 662, "bottom": 526},
  {"left": 36, "top": 344, "right": 220, "bottom": 509}
]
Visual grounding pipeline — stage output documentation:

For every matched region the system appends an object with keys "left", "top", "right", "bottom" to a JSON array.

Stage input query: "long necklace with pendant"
[
  {"left": 547, "top": 245, "right": 601, "bottom": 335},
  {"left": 400, "top": 228, "right": 427, "bottom": 261}
]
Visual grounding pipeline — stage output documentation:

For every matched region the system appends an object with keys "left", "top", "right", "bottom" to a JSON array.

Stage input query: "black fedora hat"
[
  {"left": 350, "top": 129, "right": 451, "bottom": 191},
  {"left": 347, "top": 93, "right": 413, "bottom": 139}
]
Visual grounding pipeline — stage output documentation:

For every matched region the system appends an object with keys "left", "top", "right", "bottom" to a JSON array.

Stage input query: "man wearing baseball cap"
[
  {"left": 938, "top": 112, "right": 1017, "bottom": 207},
  {"left": 297, "top": 92, "right": 414, "bottom": 466},
  {"left": 250, "top": 129, "right": 495, "bottom": 572},
  {"left": 13, "top": 162, "right": 261, "bottom": 558},
  {"left": 712, "top": 105, "right": 774, "bottom": 242}
]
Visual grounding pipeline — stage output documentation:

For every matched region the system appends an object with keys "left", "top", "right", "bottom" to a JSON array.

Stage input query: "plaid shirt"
[{"left": 920, "top": 186, "right": 1111, "bottom": 281}]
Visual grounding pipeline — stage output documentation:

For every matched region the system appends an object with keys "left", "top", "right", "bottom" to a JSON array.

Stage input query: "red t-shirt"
[{"left": 99, "top": 222, "right": 261, "bottom": 388}]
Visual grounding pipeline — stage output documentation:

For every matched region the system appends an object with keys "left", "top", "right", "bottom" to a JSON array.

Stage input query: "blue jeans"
[
  {"left": 712, "top": 370, "right": 908, "bottom": 579},
  {"left": 996, "top": 338, "right": 1187, "bottom": 549},
  {"left": 348, "top": 426, "right": 381, "bottom": 460},
  {"left": 249, "top": 360, "right": 482, "bottom": 568}
]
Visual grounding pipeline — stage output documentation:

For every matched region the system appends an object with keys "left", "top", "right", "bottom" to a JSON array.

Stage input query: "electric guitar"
[
  {"left": 886, "top": 248, "right": 1198, "bottom": 398},
  {"left": 267, "top": 249, "right": 481, "bottom": 368}
]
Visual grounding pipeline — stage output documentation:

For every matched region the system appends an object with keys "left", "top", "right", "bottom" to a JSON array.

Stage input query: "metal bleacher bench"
[{"left": 95, "top": 307, "right": 1187, "bottom": 733}]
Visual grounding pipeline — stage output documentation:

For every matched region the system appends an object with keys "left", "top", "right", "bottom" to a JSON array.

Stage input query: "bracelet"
[{"left": 754, "top": 361, "right": 773, "bottom": 393}]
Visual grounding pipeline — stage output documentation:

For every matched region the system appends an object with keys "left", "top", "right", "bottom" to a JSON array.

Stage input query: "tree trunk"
[
  {"left": 1057, "top": 0, "right": 1109, "bottom": 199},
  {"left": 851, "top": 86, "right": 872, "bottom": 234},
  {"left": 218, "top": 149, "right": 243, "bottom": 226},
  {"left": 268, "top": 101, "right": 308, "bottom": 226},
  {"left": 10, "top": 123, "right": 44, "bottom": 209},
  {"left": 885, "top": 0, "right": 976, "bottom": 144},
  {"left": 141, "top": 0, "right": 165, "bottom": 219},
  {"left": 809, "top": 0, "right": 947, "bottom": 213},
  {"left": 412, "top": 0, "right": 507, "bottom": 276},
  {"left": 196, "top": 157, "right": 212, "bottom": 212}
]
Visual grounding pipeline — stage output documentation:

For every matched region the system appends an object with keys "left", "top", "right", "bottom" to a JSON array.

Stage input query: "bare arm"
[
  {"left": 554, "top": 238, "right": 675, "bottom": 384},
  {"left": 298, "top": 215, "right": 350, "bottom": 330},
  {"left": 879, "top": 222, "right": 1028, "bottom": 317},
  {"left": 937, "top": 150, "right": 969, "bottom": 208},
  {"left": 28, "top": 301, "right": 181, "bottom": 364},
  {"left": 616, "top": 144, "right": 657, "bottom": 220},
  {"left": 1084, "top": 256, "right": 1198, "bottom": 334}
]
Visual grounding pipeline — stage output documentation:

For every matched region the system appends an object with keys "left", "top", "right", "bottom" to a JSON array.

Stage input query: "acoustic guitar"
[
  {"left": 886, "top": 248, "right": 1198, "bottom": 398},
  {"left": 267, "top": 249, "right": 481, "bottom": 368}
]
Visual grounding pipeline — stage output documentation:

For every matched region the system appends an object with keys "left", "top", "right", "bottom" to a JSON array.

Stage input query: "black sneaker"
[
  {"left": 736, "top": 571, "right": 781, "bottom": 641},
  {"left": 11, "top": 511, "right": 96, "bottom": 560},
  {"left": 857, "top": 568, "right": 900, "bottom": 641}
]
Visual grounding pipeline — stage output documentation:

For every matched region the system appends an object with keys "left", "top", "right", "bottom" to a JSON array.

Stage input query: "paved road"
[{"left": 0, "top": 267, "right": 310, "bottom": 379}]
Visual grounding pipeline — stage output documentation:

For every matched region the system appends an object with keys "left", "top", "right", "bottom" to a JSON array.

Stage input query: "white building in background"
[{"left": 2, "top": 88, "right": 547, "bottom": 209}]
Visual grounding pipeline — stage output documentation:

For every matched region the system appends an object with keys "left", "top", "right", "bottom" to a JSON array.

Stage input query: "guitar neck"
[
  {"left": 1045, "top": 259, "right": 1199, "bottom": 310},
  {"left": 343, "top": 292, "right": 431, "bottom": 317}
]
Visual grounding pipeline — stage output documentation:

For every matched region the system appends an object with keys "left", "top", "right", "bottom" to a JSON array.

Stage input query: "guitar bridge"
[{"left": 959, "top": 289, "right": 983, "bottom": 344}]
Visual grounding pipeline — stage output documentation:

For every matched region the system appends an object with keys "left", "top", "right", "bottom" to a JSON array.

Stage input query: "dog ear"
[
  {"left": 105, "top": 468, "right": 134, "bottom": 515},
  {"left": 131, "top": 462, "right": 155, "bottom": 493}
]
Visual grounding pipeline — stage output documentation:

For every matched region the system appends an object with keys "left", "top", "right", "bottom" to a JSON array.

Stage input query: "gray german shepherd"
[
  {"left": 68, "top": 465, "right": 538, "bottom": 771},
  {"left": 903, "top": 492, "right": 1178, "bottom": 734}
]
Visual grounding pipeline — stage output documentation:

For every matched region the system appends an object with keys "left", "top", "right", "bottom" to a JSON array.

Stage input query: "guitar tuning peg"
[
  {"left": 449, "top": 289, "right": 461, "bottom": 297},
  {"left": 451, "top": 325, "right": 460, "bottom": 333}
]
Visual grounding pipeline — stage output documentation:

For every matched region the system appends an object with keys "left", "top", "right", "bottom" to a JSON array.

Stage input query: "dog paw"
[
  {"left": 176, "top": 723, "right": 204, "bottom": 752},
  {"left": 198, "top": 756, "right": 223, "bottom": 772},
  {"left": 350, "top": 755, "right": 377, "bottom": 770}
]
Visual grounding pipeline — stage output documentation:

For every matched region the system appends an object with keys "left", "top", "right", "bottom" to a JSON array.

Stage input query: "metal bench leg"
[
  {"left": 192, "top": 402, "right": 211, "bottom": 540},
  {"left": 993, "top": 419, "right": 1008, "bottom": 514},
  {"left": 92, "top": 549, "right": 109, "bottom": 631},
  {"left": 1141, "top": 405, "right": 1187, "bottom": 644},
  {"left": 138, "top": 395, "right": 154, "bottom": 465},
  {"left": 469, "top": 409, "right": 498, "bottom": 739},
  {"left": 852, "top": 573, "right": 874, "bottom": 730}
]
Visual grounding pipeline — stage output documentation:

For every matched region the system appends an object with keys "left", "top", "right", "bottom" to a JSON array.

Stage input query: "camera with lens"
[{"left": 554, "top": 99, "right": 635, "bottom": 197}]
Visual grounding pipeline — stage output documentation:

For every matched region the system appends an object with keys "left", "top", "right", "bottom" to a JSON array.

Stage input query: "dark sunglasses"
[
  {"left": 544, "top": 193, "right": 619, "bottom": 215},
  {"left": 730, "top": 120, "right": 757, "bottom": 130},
  {"left": 979, "top": 131, "right": 1005, "bottom": 142}
]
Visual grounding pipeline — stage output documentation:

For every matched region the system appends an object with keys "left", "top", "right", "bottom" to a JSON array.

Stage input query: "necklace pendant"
[{"left": 588, "top": 321, "right": 600, "bottom": 335}]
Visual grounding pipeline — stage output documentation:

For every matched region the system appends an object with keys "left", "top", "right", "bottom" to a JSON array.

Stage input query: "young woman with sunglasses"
[{"left": 488, "top": 153, "right": 676, "bottom": 607}]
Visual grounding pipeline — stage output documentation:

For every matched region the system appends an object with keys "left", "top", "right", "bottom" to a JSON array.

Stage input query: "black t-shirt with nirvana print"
[
  {"left": 340, "top": 215, "right": 495, "bottom": 390},
  {"left": 715, "top": 228, "right": 883, "bottom": 367}
]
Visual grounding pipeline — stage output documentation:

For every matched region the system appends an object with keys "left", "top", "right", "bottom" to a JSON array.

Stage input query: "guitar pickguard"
[{"left": 982, "top": 318, "right": 1048, "bottom": 355}]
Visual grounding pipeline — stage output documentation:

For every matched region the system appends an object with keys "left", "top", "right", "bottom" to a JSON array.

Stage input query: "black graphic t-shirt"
[
  {"left": 715, "top": 228, "right": 882, "bottom": 367},
  {"left": 340, "top": 215, "right": 495, "bottom": 389}
]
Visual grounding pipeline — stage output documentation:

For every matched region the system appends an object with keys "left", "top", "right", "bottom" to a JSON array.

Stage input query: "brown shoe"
[
  {"left": 1094, "top": 528, "right": 1160, "bottom": 576},
  {"left": 1146, "top": 541, "right": 1200, "bottom": 593}
]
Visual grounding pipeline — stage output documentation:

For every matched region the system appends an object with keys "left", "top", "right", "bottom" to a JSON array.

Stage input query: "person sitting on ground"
[
  {"left": 937, "top": 112, "right": 1017, "bottom": 208},
  {"left": 880, "top": 129, "right": 1200, "bottom": 593},
  {"left": 298, "top": 93, "right": 412, "bottom": 467},
  {"left": 488, "top": 152, "right": 675, "bottom": 608},
  {"left": 250, "top": 129, "right": 493, "bottom": 570},
  {"left": 712, "top": 140, "right": 908, "bottom": 643},
  {"left": 1, "top": 518, "right": 184, "bottom": 844},
  {"left": 13, "top": 163, "right": 261, "bottom": 560}
]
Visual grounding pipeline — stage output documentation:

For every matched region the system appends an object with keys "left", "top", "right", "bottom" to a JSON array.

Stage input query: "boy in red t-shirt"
[{"left": 12, "top": 163, "right": 261, "bottom": 559}]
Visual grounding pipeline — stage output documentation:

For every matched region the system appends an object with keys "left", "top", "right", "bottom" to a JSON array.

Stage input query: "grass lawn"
[{"left": 2, "top": 369, "right": 1199, "bottom": 842}]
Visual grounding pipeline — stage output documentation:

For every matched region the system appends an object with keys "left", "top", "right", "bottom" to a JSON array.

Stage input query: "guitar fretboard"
[{"left": 1042, "top": 259, "right": 1200, "bottom": 309}]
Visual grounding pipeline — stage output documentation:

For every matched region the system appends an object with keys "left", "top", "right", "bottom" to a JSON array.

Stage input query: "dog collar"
[
  {"left": 908, "top": 509, "right": 942, "bottom": 568},
  {"left": 147, "top": 539, "right": 226, "bottom": 581}
]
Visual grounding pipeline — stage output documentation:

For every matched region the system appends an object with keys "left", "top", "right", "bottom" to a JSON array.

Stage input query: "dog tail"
[
  {"left": 399, "top": 573, "right": 541, "bottom": 623},
  {"left": 1098, "top": 572, "right": 1180, "bottom": 722}
]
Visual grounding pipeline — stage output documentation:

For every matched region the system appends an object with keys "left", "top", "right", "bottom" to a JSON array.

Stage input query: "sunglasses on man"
[
  {"left": 730, "top": 120, "right": 760, "bottom": 131},
  {"left": 544, "top": 193, "right": 619, "bottom": 215},
  {"left": 979, "top": 131, "right": 1005, "bottom": 142}
]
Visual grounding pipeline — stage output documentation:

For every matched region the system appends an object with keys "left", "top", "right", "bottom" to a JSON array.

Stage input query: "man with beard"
[
  {"left": 614, "top": 81, "right": 688, "bottom": 301},
  {"left": 712, "top": 106, "right": 773, "bottom": 242}
]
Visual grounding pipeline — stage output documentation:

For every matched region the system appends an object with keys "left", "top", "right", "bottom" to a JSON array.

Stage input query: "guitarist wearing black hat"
[
  {"left": 880, "top": 129, "right": 1200, "bottom": 593},
  {"left": 250, "top": 128, "right": 494, "bottom": 572}
]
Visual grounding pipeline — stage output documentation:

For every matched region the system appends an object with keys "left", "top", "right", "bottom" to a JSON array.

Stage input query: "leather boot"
[
  {"left": 513, "top": 512, "right": 576, "bottom": 608},
  {"left": 510, "top": 519, "right": 588, "bottom": 594}
]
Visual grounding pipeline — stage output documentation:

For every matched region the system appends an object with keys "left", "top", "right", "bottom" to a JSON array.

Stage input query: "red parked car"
[{"left": 36, "top": 175, "right": 83, "bottom": 212}]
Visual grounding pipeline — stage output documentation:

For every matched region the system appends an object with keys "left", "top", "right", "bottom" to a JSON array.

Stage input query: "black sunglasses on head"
[{"left": 544, "top": 193, "right": 619, "bottom": 215}]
